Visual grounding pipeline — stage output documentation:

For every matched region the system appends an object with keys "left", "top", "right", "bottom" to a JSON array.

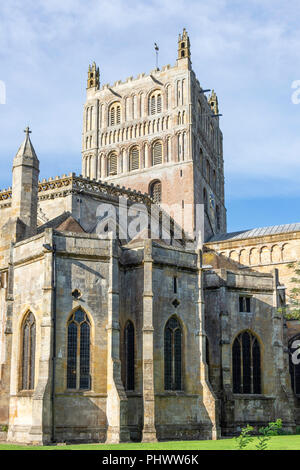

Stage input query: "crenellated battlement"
[
  {"left": 0, "top": 188, "right": 12, "bottom": 201},
  {"left": 96, "top": 64, "right": 176, "bottom": 94},
  {"left": 0, "top": 172, "right": 159, "bottom": 207},
  {"left": 0, "top": 172, "right": 188, "bottom": 243}
]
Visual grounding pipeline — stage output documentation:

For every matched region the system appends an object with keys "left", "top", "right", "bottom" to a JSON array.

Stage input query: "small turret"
[
  {"left": 87, "top": 62, "right": 100, "bottom": 90},
  {"left": 178, "top": 28, "right": 191, "bottom": 60},
  {"left": 208, "top": 90, "right": 219, "bottom": 115},
  {"left": 11, "top": 127, "right": 39, "bottom": 239}
]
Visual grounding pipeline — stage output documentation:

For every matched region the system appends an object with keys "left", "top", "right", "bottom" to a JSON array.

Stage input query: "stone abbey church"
[{"left": 1, "top": 29, "right": 300, "bottom": 445}]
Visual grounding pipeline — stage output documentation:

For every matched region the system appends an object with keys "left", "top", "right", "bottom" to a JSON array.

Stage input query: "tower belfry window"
[
  {"left": 149, "top": 91, "right": 162, "bottom": 115},
  {"left": 109, "top": 103, "right": 121, "bottom": 126},
  {"left": 157, "top": 94, "right": 162, "bottom": 113},
  {"left": 129, "top": 146, "right": 140, "bottom": 171},
  {"left": 108, "top": 152, "right": 118, "bottom": 175},
  {"left": 152, "top": 141, "right": 163, "bottom": 165},
  {"left": 150, "top": 180, "right": 162, "bottom": 203}
]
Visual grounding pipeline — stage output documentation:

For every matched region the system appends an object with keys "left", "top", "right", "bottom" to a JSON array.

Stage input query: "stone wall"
[{"left": 203, "top": 265, "right": 295, "bottom": 434}]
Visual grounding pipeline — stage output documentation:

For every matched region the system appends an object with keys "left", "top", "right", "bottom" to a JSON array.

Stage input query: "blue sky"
[{"left": 0, "top": 0, "right": 300, "bottom": 232}]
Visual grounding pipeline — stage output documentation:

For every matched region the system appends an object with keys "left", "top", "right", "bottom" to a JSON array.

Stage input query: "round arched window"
[
  {"left": 152, "top": 141, "right": 163, "bottom": 166},
  {"left": 150, "top": 180, "right": 162, "bottom": 204}
]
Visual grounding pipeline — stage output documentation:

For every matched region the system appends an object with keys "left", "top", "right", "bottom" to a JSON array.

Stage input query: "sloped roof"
[
  {"left": 15, "top": 132, "right": 38, "bottom": 160},
  {"left": 37, "top": 212, "right": 85, "bottom": 234},
  {"left": 207, "top": 222, "right": 300, "bottom": 243}
]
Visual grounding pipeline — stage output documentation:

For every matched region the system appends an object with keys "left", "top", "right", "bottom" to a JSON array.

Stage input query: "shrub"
[{"left": 235, "top": 424, "right": 254, "bottom": 450}]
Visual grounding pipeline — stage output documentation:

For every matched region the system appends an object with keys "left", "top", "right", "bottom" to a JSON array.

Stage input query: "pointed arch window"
[
  {"left": 124, "top": 321, "right": 135, "bottom": 390},
  {"left": 164, "top": 316, "right": 182, "bottom": 390},
  {"left": 21, "top": 312, "right": 36, "bottom": 390},
  {"left": 152, "top": 141, "right": 163, "bottom": 166},
  {"left": 67, "top": 309, "right": 91, "bottom": 390},
  {"left": 232, "top": 331, "right": 261, "bottom": 394},
  {"left": 129, "top": 146, "right": 140, "bottom": 171}
]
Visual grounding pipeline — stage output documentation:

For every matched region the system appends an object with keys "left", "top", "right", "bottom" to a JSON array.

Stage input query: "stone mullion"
[
  {"left": 145, "top": 143, "right": 150, "bottom": 168},
  {"left": 163, "top": 138, "right": 168, "bottom": 164},
  {"left": 101, "top": 154, "right": 106, "bottom": 178},
  {"left": 171, "top": 331, "right": 175, "bottom": 390}
]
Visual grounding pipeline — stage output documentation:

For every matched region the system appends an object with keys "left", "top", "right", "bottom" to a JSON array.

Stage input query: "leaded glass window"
[
  {"left": 124, "top": 321, "right": 135, "bottom": 391},
  {"left": 21, "top": 312, "right": 36, "bottom": 390},
  {"left": 67, "top": 309, "right": 91, "bottom": 390},
  {"left": 232, "top": 331, "right": 261, "bottom": 394},
  {"left": 164, "top": 316, "right": 182, "bottom": 390}
]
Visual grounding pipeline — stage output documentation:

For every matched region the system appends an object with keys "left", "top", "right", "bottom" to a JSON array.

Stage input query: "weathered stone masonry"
[{"left": 0, "top": 29, "right": 299, "bottom": 444}]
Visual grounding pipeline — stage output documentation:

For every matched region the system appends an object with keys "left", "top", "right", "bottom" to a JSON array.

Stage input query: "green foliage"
[
  {"left": 235, "top": 424, "right": 254, "bottom": 450},
  {"left": 2, "top": 433, "right": 300, "bottom": 450},
  {"left": 235, "top": 420, "right": 283, "bottom": 450},
  {"left": 255, "top": 419, "right": 282, "bottom": 451},
  {"left": 1, "top": 425, "right": 8, "bottom": 432},
  {"left": 279, "top": 263, "right": 300, "bottom": 319}
]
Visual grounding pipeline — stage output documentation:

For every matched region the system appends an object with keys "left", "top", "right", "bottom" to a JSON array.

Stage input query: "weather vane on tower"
[{"left": 154, "top": 42, "right": 159, "bottom": 70}]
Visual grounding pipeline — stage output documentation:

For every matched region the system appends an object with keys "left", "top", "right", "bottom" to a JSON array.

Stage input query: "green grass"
[{"left": 0, "top": 435, "right": 300, "bottom": 450}]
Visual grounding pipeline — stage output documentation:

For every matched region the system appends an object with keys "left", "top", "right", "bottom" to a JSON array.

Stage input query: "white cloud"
[{"left": 0, "top": 0, "right": 300, "bottom": 201}]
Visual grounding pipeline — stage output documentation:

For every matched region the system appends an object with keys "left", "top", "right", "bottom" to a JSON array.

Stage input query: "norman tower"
[
  {"left": 81, "top": 29, "right": 226, "bottom": 241},
  {"left": 0, "top": 28, "right": 299, "bottom": 446}
]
